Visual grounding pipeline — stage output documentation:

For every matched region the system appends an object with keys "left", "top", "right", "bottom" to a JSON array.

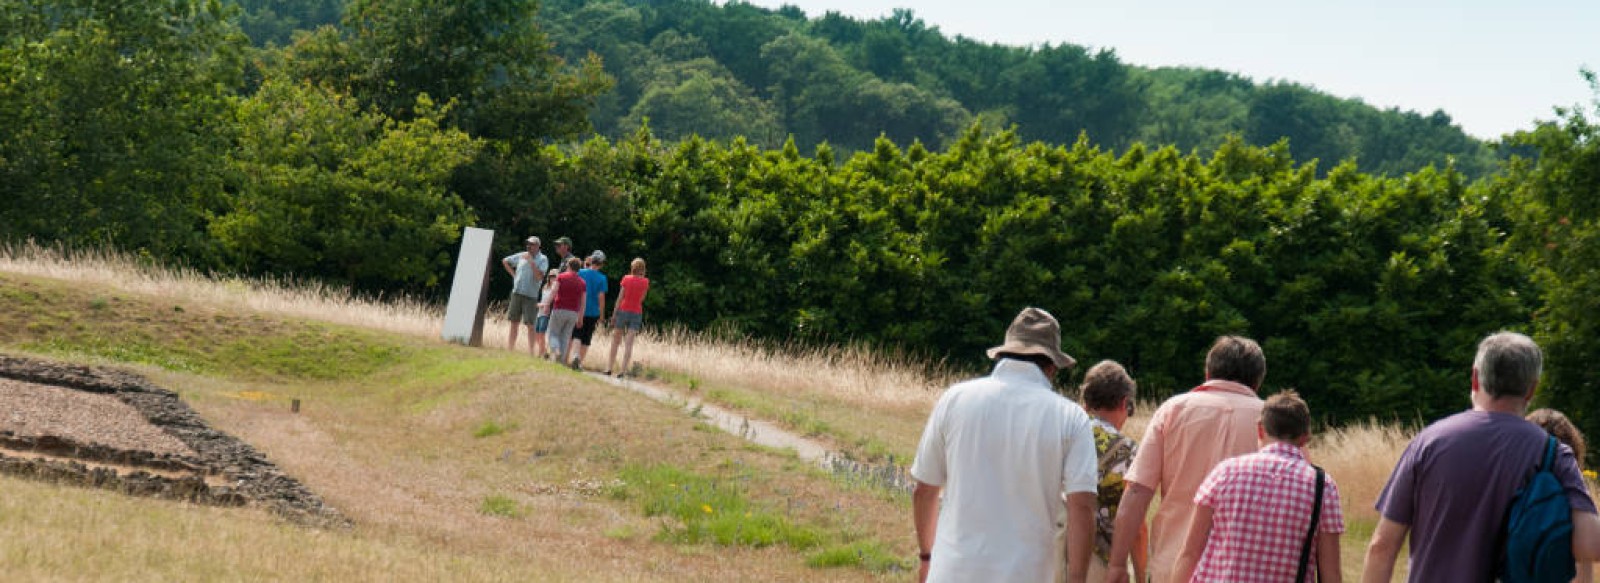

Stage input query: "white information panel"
[{"left": 442, "top": 227, "right": 495, "bottom": 346}]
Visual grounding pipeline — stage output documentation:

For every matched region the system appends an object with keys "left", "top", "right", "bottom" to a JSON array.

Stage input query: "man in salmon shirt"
[{"left": 1105, "top": 336, "right": 1266, "bottom": 583}]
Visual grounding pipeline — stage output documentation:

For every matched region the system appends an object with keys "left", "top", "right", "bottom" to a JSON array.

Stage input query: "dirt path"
[{"left": 583, "top": 372, "right": 834, "bottom": 465}]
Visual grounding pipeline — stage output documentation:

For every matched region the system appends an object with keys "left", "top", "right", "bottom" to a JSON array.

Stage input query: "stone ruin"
[{"left": 0, "top": 355, "right": 346, "bottom": 527}]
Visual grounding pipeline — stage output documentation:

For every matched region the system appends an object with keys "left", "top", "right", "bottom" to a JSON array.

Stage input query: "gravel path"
[
  {"left": 0, "top": 378, "right": 194, "bottom": 458},
  {"left": 584, "top": 372, "right": 833, "bottom": 465}
]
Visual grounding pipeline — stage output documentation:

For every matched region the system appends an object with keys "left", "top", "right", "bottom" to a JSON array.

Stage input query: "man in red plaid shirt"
[{"left": 1173, "top": 390, "right": 1345, "bottom": 583}]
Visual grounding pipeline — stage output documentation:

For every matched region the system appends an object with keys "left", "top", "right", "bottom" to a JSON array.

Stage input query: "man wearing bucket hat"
[{"left": 910, "top": 307, "right": 1099, "bottom": 583}]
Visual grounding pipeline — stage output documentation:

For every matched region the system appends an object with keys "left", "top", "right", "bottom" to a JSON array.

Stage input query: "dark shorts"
[
  {"left": 573, "top": 315, "right": 600, "bottom": 344},
  {"left": 534, "top": 314, "right": 550, "bottom": 333}
]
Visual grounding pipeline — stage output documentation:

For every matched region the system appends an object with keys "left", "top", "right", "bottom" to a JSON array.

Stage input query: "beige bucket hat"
[{"left": 986, "top": 307, "right": 1076, "bottom": 369}]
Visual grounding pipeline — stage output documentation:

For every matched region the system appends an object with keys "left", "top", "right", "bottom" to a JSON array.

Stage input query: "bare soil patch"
[
  {"left": 0, "top": 354, "right": 345, "bottom": 526},
  {"left": 1, "top": 378, "right": 195, "bottom": 457}
]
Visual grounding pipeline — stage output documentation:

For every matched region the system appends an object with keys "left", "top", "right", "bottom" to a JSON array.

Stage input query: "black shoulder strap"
[{"left": 1296, "top": 465, "right": 1326, "bottom": 583}]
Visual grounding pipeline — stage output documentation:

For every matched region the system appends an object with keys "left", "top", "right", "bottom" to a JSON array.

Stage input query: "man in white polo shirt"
[{"left": 911, "top": 307, "right": 1099, "bottom": 583}]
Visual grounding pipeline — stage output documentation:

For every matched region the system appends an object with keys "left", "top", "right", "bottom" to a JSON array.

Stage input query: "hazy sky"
[{"left": 737, "top": 0, "right": 1599, "bottom": 140}]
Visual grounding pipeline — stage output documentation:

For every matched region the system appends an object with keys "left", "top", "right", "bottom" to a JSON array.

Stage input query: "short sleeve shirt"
[
  {"left": 578, "top": 268, "right": 608, "bottom": 317},
  {"left": 1123, "top": 380, "right": 1262, "bottom": 583},
  {"left": 1374, "top": 410, "right": 1598, "bottom": 582},
  {"left": 503, "top": 252, "right": 548, "bottom": 297},
  {"left": 618, "top": 275, "right": 649, "bottom": 313},
  {"left": 910, "top": 359, "right": 1098, "bottom": 583},
  {"left": 1089, "top": 417, "right": 1137, "bottom": 563},
  {"left": 551, "top": 272, "right": 585, "bottom": 312},
  {"left": 1191, "top": 442, "right": 1344, "bottom": 583}
]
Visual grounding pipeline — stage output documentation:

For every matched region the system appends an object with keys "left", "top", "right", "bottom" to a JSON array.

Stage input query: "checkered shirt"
[{"left": 1191, "top": 442, "right": 1344, "bottom": 583}]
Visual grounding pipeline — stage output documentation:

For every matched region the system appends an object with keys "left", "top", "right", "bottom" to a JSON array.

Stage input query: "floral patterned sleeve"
[{"left": 1090, "top": 420, "right": 1137, "bottom": 562}]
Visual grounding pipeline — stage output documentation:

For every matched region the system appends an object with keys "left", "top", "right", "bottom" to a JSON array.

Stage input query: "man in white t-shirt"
[{"left": 910, "top": 307, "right": 1099, "bottom": 583}]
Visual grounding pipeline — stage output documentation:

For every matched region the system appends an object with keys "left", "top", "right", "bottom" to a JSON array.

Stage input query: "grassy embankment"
[
  {"left": 0, "top": 268, "right": 913, "bottom": 580},
  {"left": 0, "top": 243, "right": 1420, "bottom": 579}
]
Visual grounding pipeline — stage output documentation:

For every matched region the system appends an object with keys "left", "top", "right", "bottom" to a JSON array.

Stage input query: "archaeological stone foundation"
[{"left": 0, "top": 355, "right": 345, "bottom": 527}]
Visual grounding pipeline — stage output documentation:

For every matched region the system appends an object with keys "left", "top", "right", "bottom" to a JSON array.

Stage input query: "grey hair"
[{"left": 1474, "top": 331, "right": 1543, "bottom": 399}]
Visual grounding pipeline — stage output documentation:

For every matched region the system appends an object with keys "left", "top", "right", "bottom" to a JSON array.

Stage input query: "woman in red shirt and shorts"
[{"left": 606, "top": 258, "right": 650, "bottom": 377}]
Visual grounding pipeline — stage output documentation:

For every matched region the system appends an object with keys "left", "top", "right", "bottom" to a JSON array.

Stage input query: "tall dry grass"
[
  {"left": 636, "top": 327, "right": 950, "bottom": 411},
  {"left": 1308, "top": 420, "right": 1414, "bottom": 523},
  {"left": 1, "top": 241, "right": 949, "bottom": 415},
  {"left": 1118, "top": 406, "right": 1412, "bottom": 525},
  {"left": 0, "top": 241, "right": 441, "bottom": 338}
]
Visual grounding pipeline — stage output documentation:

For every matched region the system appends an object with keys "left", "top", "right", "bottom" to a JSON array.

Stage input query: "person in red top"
[
  {"left": 1173, "top": 390, "right": 1344, "bottom": 583},
  {"left": 544, "top": 257, "right": 587, "bottom": 366},
  {"left": 605, "top": 257, "right": 650, "bottom": 377}
]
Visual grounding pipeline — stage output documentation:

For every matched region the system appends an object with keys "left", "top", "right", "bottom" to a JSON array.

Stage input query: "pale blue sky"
[{"left": 738, "top": 0, "right": 1599, "bottom": 140}]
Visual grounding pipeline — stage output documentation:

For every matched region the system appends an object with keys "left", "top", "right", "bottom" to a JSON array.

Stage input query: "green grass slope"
[{"left": 0, "top": 272, "right": 912, "bottom": 581}]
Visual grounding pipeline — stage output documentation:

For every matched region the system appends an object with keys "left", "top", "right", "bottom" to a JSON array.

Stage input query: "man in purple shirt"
[{"left": 1363, "top": 331, "right": 1600, "bottom": 582}]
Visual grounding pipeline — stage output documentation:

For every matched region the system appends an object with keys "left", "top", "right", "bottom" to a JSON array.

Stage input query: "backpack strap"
[
  {"left": 1493, "top": 434, "right": 1564, "bottom": 576},
  {"left": 1296, "top": 465, "right": 1326, "bottom": 583}
]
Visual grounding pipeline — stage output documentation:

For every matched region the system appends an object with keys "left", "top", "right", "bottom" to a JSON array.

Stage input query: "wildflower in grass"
[{"left": 702, "top": 504, "right": 713, "bottom": 514}]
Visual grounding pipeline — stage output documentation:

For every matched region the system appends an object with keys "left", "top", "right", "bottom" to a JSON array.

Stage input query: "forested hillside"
[
  {"left": 230, "top": 0, "right": 1497, "bottom": 178},
  {"left": 4, "top": 0, "right": 1598, "bottom": 445},
  {"left": 535, "top": 0, "right": 1499, "bottom": 177}
]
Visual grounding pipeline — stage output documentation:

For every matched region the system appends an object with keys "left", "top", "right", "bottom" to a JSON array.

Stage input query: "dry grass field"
[{"left": 0, "top": 242, "right": 1431, "bottom": 580}]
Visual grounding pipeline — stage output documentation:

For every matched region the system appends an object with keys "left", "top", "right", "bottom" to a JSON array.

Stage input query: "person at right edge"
[
  {"left": 1528, "top": 407, "right": 1596, "bottom": 583},
  {"left": 1362, "top": 331, "right": 1600, "bottom": 582}
]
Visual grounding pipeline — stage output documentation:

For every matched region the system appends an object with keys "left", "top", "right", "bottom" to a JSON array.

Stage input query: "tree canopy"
[{"left": 532, "top": 0, "right": 1498, "bottom": 177}]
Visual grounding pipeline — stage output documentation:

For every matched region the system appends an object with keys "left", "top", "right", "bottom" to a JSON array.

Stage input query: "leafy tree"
[
  {"left": 1505, "top": 71, "right": 1600, "bottom": 454},
  {"left": 538, "top": 0, "right": 651, "bottom": 137},
  {"left": 642, "top": 0, "right": 795, "bottom": 93},
  {"left": 762, "top": 32, "right": 969, "bottom": 150},
  {"left": 0, "top": 0, "right": 245, "bottom": 260},
  {"left": 229, "top": 0, "right": 345, "bottom": 46},
  {"left": 212, "top": 80, "right": 479, "bottom": 288},
  {"left": 622, "top": 58, "right": 783, "bottom": 147},
  {"left": 1134, "top": 68, "right": 1251, "bottom": 152},
  {"left": 1001, "top": 44, "right": 1146, "bottom": 149},
  {"left": 335, "top": 0, "right": 611, "bottom": 147},
  {"left": 274, "top": 0, "right": 621, "bottom": 296}
]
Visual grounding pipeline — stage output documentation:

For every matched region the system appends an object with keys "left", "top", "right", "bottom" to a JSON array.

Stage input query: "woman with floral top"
[{"left": 1071, "top": 360, "right": 1148, "bottom": 583}]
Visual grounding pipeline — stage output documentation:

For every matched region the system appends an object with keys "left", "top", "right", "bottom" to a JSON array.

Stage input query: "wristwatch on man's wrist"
[{"left": 918, "top": 552, "right": 931, "bottom": 562}]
